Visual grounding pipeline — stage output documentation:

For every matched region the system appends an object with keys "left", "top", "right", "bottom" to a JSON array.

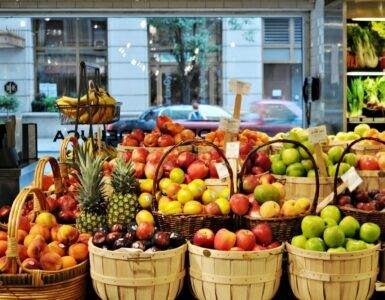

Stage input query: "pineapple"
[
  {"left": 108, "top": 158, "right": 139, "bottom": 227},
  {"left": 75, "top": 143, "right": 107, "bottom": 233}
]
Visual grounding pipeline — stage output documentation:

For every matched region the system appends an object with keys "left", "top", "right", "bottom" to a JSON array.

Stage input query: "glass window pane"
[
  {"left": 35, "top": 19, "right": 76, "bottom": 47},
  {"left": 78, "top": 19, "right": 107, "bottom": 48}
]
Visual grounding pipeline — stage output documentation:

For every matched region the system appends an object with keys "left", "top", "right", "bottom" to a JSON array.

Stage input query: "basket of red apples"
[
  {"left": 89, "top": 221, "right": 187, "bottom": 300},
  {"left": 0, "top": 187, "right": 88, "bottom": 299},
  {"left": 189, "top": 225, "right": 283, "bottom": 300},
  {"left": 237, "top": 139, "right": 320, "bottom": 242},
  {"left": 151, "top": 139, "right": 234, "bottom": 239}
]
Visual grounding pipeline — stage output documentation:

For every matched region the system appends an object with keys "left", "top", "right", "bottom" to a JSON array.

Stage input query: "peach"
[
  {"left": 18, "top": 215, "right": 31, "bottom": 232},
  {"left": 17, "top": 229, "right": 28, "bottom": 244},
  {"left": 27, "top": 239, "right": 46, "bottom": 260},
  {"left": 0, "top": 240, "right": 7, "bottom": 256},
  {"left": 29, "top": 224, "right": 50, "bottom": 241},
  {"left": 18, "top": 244, "right": 28, "bottom": 261},
  {"left": 68, "top": 243, "right": 88, "bottom": 262},
  {"left": 21, "top": 258, "right": 41, "bottom": 270},
  {"left": 61, "top": 256, "right": 77, "bottom": 269},
  {"left": 214, "top": 229, "right": 236, "bottom": 251},
  {"left": 51, "top": 225, "right": 60, "bottom": 241},
  {"left": 24, "top": 234, "right": 45, "bottom": 247},
  {"left": 35, "top": 212, "right": 57, "bottom": 229},
  {"left": 44, "top": 241, "right": 66, "bottom": 257},
  {"left": 40, "top": 252, "right": 62, "bottom": 271},
  {"left": 0, "top": 231, "right": 7, "bottom": 241},
  {"left": 78, "top": 233, "right": 92, "bottom": 245},
  {"left": 57, "top": 225, "right": 79, "bottom": 245},
  {"left": 0, "top": 256, "right": 11, "bottom": 273}
]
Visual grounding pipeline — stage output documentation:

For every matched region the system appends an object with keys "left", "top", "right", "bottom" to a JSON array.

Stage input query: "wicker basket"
[
  {"left": 59, "top": 136, "right": 79, "bottom": 181},
  {"left": 152, "top": 139, "right": 234, "bottom": 240},
  {"left": 33, "top": 156, "right": 64, "bottom": 198},
  {"left": 352, "top": 142, "right": 385, "bottom": 156},
  {"left": 89, "top": 240, "right": 187, "bottom": 300},
  {"left": 0, "top": 187, "right": 88, "bottom": 299},
  {"left": 321, "top": 140, "right": 350, "bottom": 153},
  {"left": 286, "top": 242, "right": 379, "bottom": 300},
  {"left": 188, "top": 242, "right": 283, "bottom": 300},
  {"left": 333, "top": 137, "right": 385, "bottom": 238},
  {"left": 239, "top": 139, "right": 320, "bottom": 242}
]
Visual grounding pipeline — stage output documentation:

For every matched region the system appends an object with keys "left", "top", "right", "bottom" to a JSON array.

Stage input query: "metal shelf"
[
  {"left": 347, "top": 116, "right": 385, "bottom": 124},
  {"left": 347, "top": 71, "right": 385, "bottom": 76}
]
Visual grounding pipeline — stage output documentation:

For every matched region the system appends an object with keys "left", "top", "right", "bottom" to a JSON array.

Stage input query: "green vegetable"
[
  {"left": 348, "top": 78, "right": 365, "bottom": 117},
  {"left": 363, "top": 77, "right": 378, "bottom": 103},
  {"left": 377, "top": 77, "right": 385, "bottom": 103},
  {"left": 371, "top": 22, "right": 385, "bottom": 40}
]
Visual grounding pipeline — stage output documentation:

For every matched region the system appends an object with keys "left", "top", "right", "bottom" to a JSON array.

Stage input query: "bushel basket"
[
  {"left": 240, "top": 139, "right": 320, "bottom": 242},
  {"left": 0, "top": 187, "right": 87, "bottom": 300},
  {"left": 152, "top": 139, "right": 233, "bottom": 240}
]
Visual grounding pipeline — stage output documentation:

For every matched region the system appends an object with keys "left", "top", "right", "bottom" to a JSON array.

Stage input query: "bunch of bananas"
[{"left": 56, "top": 87, "right": 116, "bottom": 124}]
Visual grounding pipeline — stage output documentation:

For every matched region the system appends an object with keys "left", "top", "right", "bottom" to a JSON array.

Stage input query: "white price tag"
[
  {"left": 341, "top": 167, "right": 363, "bottom": 192},
  {"left": 308, "top": 125, "right": 328, "bottom": 144},
  {"left": 218, "top": 118, "right": 240, "bottom": 134},
  {"left": 215, "top": 162, "right": 229, "bottom": 180},
  {"left": 226, "top": 142, "right": 240, "bottom": 159}
]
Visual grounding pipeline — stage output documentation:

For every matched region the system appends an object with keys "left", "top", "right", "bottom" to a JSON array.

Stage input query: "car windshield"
[
  {"left": 141, "top": 109, "right": 160, "bottom": 121},
  {"left": 199, "top": 105, "right": 231, "bottom": 120},
  {"left": 160, "top": 107, "right": 190, "bottom": 119}
]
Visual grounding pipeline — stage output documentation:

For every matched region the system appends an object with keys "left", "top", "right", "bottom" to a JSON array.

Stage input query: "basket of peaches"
[
  {"left": 0, "top": 187, "right": 88, "bottom": 299},
  {"left": 234, "top": 139, "right": 320, "bottom": 242},
  {"left": 151, "top": 139, "right": 234, "bottom": 239}
]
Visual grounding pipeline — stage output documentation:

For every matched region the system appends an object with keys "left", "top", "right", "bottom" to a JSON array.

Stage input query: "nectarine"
[
  {"left": 17, "top": 229, "right": 28, "bottom": 244},
  {"left": 61, "top": 256, "right": 77, "bottom": 269},
  {"left": 78, "top": 233, "right": 92, "bottom": 245},
  {"left": 21, "top": 258, "right": 41, "bottom": 270},
  {"left": 45, "top": 241, "right": 66, "bottom": 257},
  {"left": 27, "top": 239, "right": 46, "bottom": 260},
  {"left": 40, "top": 252, "right": 62, "bottom": 271},
  {"left": 18, "top": 244, "right": 29, "bottom": 261},
  {"left": 57, "top": 225, "right": 79, "bottom": 245},
  {"left": 35, "top": 212, "right": 57, "bottom": 229},
  {"left": 29, "top": 224, "right": 50, "bottom": 241},
  {"left": 0, "top": 240, "right": 7, "bottom": 256},
  {"left": 0, "top": 231, "right": 7, "bottom": 241},
  {"left": 24, "top": 234, "right": 45, "bottom": 248},
  {"left": 68, "top": 243, "right": 88, "bottom": 262}
]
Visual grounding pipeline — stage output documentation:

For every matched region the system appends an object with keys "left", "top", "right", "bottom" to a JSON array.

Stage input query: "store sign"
[
  {"left": 4, "top": 81, "right": 17, "bottom": 94},
  {"left": 308, "top": 125, "right": 327, "bottom": 144},
  {"left": 53, "top": 129, "right": 120, "bottom": 143},
  {"left": 341, "top": 167, "right": 363, "bottom": 192}
]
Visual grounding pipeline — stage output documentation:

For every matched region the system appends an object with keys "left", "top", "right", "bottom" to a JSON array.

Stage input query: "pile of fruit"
[
  {"left": 192, "top": 223, "right": 280, "bottom": 251},
  {"left": 121, "top": 116, "right": 195, "bottom": 147},
  {"left": 56, "top": 88, "right": 117, "bottom": 124},
  {"left": 92, "top": 221, "right": 184, "bottom": 252},
  {"left": 338, "top": 188, "right": 385, "bottom": 212},
  {"left": 291, "top": 205, "right": 380, "bottom": 252},
  {"left": 0, "top": 212, "right": 89, "bottom": 273},
  {"left": 328, "top": 124, "right": 385, "bottom": 145}
]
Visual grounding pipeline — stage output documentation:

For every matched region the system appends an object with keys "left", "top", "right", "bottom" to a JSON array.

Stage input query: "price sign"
[
  {"left": 226, "top": 142, "right": 240, "bottom": 159},
  {"left": 341, "top": 167, "right": 363, "bottom": 192},
  {"left": 215, "top": 162, "right": 229, "bottom": 180},
  {"left": 218, "top": 118, "right": 240, "bottom": 134},
  {"left": 308, "top": 125, "right": 328, "bottom": 144}
]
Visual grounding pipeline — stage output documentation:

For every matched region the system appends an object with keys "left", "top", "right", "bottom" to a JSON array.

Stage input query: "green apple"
[
  {"left": 271, "top": 160, "right": 286, "bottom": 175},
  {"left": 282, "top": 132, "right": 298, "bottom": 149},
  {"left": 343, "top": 153, "right": 358, "bottom": 167},
  {"left": 299, "top": 141, "right": 314, "bottom": 159},
  {"left": 286, "top": 163, "right": 306, "bottom": 177},
  {"left": 338, "top": 162, "right": 351, "bottom": 176},
  {"left": 328, "top": 146, "right": 344, "bottom": 164},
  {"left": 202, "top": 189, "right": 217, "bottom": 205},
  {"left": 301, "top": 159, "right": 314, "bottom": 171},
  {"left": 346, "top": 239, "right": 367, "bottom": 252},
  {"left": 281, "top": 148, "right": 300, "bottom": 165},
  {"left": 359, "top": 222, "right": 380, "bottom": 243},
  {"left": 322, "top": 153, "right": 333, "bottom": 166},
  {"left": 327, "top": 247, "right": 347, "bottom": 253},
  {"left": 170, "top": 168, "right": 185, "bottom": 184},
  {"left": 307, "top": 169, "right": 316, "bottom": 178},
  {"left": 269, "top": 154, "right": 281, "bottom": 163},
  {"left": 328, "top": 165, "right": 336, "bottom": 177},
  {"left": 301, "top": 215, "right": 326, "bottom": 238},
  {"left": 305, "top": 237, "right": 326, "bottom": 252},
  {"left": 254, "top": 184, "right": 281, "bottom": 204},
  {"left": 323, "top": 217, "right": 337, "bottom": 228},
  {"left": 354, "top": 124, "right": 370, "bottom": 137},
  {"left": 346, "top": 132, "right": 360, "bottom": 141},
  {"left": 292, "top": 127, "right": 309, "bottom": 142},
  {"left": 291, "top": 235, "right": 307, "bottom": 249},
  {"left": 339, "top": 216, "right": 360, "bottom": 238},
  {"left": 320, "top": 205, "right": 341, "bottom": 223},
  {"left": 323, "top": 225, "right": 345, "bottom": 248},
  {"left": 335, "top": 132, "right": 349, "bottom": 142},
  {"left": 218, "top": 187, "right": 230, "bottom": 200}
]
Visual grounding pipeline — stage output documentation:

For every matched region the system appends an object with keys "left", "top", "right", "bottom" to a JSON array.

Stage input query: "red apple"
[
  {"left": 134, "top": 162, "right": 145, "bottom": 178},
  {"left": 132, "top": 147, "right": 149, "bottom": 164},
  {"left": 235, "top": 229, "right": 256, "bottom": 250},
  {"left": 252, "top": 244, "right": 267, "bottom": 251},
  {"left": 185, "top": 174, "right": 192, "bottom": 183},
  {"left": 193, "top": 228, "right": 215, "bottom": 248},
  {"left": 131, "top": 129, "right": 145, "bottom": 142},
  {"left": 214, "top": 229, "right": 236, "bottom": 251},
  {"left": 338, "top": 195, "right": 351, "bottom": 206},
  {"left": 136, "top": 222, "right": 155, "bottom": 240},
  {"left": 208, "top": 160, "right": 219, "bottom": 178},
  {"left": 59, "top": 195, "right": 77, "bottom": 211},
  {"left": 266, "top": 241, "right": 281, "bottom": 249},
  {"left": 198, "top": 152, "right": 212, "bottom": 166},
  {"left": 147, "top": 150, "right": 163, "bottom": 164},
  {"left": 230, "top": 247, "right": 244, "bottom": 251},
  {"left": 209, "top": 149, "right": 221, "bottom": 161},
  {"left": 358, "top": 155, "right": 380, "bottom": 171},
  {"left": 240, "top": 140, "right": 254, "bottom": 158},
  {"left": 163, "top": 160, "right": 176, "bottom": 177},
  {"left": 377, "top": 153, "right": 385, "bottom": 170},
  {"left": 254, "top": 152, "right": 271, "bottom": 172},
  {"left": 205, "top": 202, "right": 222, "bottom": 216},
  {"left": 187, "top": 161, "right": 209, "bottom": 180},
  {"left": 58, "top": 210, "right": 76, "bottom": 224},
  {"left": 46, "top": 194, "right": 59, "bottom": 212},
  {"left": 144, "top": 162, "right": 157, "bottom": 179},
  {"left": 251, "top": 166, "right": 265, "bottom": 175},
  {"left": 247, "top": 201, "right": 261, "bottom": 219},
  {"left": 122, "top": 151, "right": 132, "bottom": 163},
  {"left": 158, "top": 135, "right": 174, "bottom": 147},
  {"left": 242, "top": 175, "right": 260, "bottom": 193},
  {"left": 229, "top": 194, "right": 250, "bottom": 216},
  {"left": 259, "top": 174, "right": 276, "bottom": 184},
  {"left": 177, "top": 151, "right": 197, "bottom": 168},
  {"left": 251, "top": 223, "right": 273, "bottom": 246}
]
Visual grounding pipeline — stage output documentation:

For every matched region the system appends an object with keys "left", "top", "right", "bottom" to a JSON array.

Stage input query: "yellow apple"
[
  {"left": 202, "top": 189, "right": 218, "bottom": 205},
  {"left": 295, "top": 197, "right": 311, "bottom": 214},
  {"left": 158, "top": 196, "right": 172, "bottom": 213},
  {"left": 272, "top": 182, "right": 285, "bottom": 200},
  {"left": 183, "top": 200, "right": 203, "bottom": 215},
  {"left": 260, "top": 201, "right": 280, "bottom": 218},
  {"left": 215, "top": 197, "right": 230, "bottom": 215},
  {"left": 164, "top": 201, "right": 182, "bottom": 215},
  {"left": 281, "top": 200, "right": 300, "bottom": 217}
]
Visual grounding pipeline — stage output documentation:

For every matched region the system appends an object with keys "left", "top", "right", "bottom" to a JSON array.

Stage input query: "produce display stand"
[
  {"left": 0, "top": 187, "right": 88, "bottom": 300},
  {"left": 188, "top": 242, "right": 284, "bottom": 300},
  {"left": 240, "top": 138, "right": 320, "bottom": 242},
  {"left": 89, "top": 241, "right": 187, "bottom": 300},
  {"left": 152, "top": 139, "right": 234, "bottom": 239}
]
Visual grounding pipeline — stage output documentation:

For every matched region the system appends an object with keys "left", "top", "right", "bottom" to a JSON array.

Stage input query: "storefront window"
[{"left": 33, "top": 18, "right": 107, "bottom": 110}]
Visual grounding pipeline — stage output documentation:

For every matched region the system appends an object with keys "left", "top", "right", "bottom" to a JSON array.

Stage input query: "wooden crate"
[
  {"left": 357, "top": 170, "right": 385, "bottom": 191},
  {"left": 89, "top": 240, "right": 187, "bottom": 300},
  {"left": 188, "top": 242, "right": 283, "bottom": 300},
  {"left": 287, "top": 242, "right": 380, "bottom": 300},
  {"left": 352, "top": 143, "right": 385, "bottom": 156}
]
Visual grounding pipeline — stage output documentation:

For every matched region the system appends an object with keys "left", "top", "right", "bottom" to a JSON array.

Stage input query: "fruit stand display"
[
  {"left": 0, "top": 187, "right": 88, "bottom": 299},
  {"left": 287, "top": 205, "right": 380, "bottom": 300}
]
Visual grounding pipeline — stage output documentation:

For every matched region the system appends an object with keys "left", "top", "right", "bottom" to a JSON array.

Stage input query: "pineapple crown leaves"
[
  {"left": 75, "top": 142, "right": 107, "bottom": 214},
  {"left": 111, "top": 158, "right": 139, "bottom": 195}
]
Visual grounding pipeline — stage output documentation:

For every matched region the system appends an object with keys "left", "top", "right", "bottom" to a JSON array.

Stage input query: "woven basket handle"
[
  {"left": 33, "top": 156, "right": 64, "bottom": 199},
  {"left": 239, "top": 139, "right": 320, "bottom": 214},
  {"left": 2, "top": 187, "right": 47, "bottom": 285},
  {"left": 151, "top": 139, "right": 234, "bottom": 210},
  {"left": 333, "top": 137, "right": 385, "bottom": 202},
  {"left": 59, "top": 136, "right": 79, "bottom": 180}
]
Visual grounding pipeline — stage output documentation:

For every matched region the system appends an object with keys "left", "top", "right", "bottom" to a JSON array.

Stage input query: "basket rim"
[
  {"left": 153, "top": 211, "right": 231, "bottom": 220},
  {"left": 339, "top": 205, "right": 385, "bottom": 216},
  {"left": 188, "top": 241, "right": 284, "bottom": 259},
  {"left": 285, "top": 242, "right": 381, "bottom": 260},
  {"left": 242, "top": 211, "right": 310, "bottom": 222}
]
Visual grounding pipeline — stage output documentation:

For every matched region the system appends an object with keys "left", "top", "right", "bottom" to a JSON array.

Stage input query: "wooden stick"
[{"left": 316, "top": 182, "right": 347, "bottom": 213}]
